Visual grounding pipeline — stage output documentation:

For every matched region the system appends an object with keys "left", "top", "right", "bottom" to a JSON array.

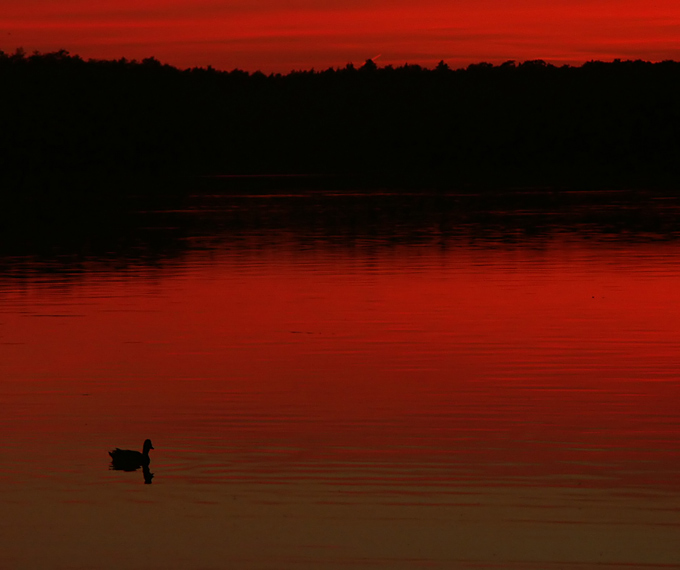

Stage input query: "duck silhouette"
[{"left": 109, "top": 439, "right": 154, "bottom": 472}]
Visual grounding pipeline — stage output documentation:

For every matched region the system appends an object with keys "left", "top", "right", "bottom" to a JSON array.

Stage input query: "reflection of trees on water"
[{"left": 1, "top": 183, "right": 679, "bottom": 283}]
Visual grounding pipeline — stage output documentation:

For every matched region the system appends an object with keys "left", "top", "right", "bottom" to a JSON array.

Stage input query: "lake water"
[{"left": 1, "top": 186, "right": 679, "bottom": 569}]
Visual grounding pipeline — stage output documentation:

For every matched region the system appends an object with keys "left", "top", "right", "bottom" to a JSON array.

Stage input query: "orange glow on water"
[{"left": 2, "top": 0, "right": 680, "bottom": 71}]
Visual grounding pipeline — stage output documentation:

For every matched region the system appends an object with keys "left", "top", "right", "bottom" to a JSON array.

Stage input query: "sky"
[{"left": 2, "top": 0, "right": 680, "bottom": 72}]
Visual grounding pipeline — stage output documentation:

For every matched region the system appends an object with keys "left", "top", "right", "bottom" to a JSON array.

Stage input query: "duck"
[{"left": 109, "top": 439, "right": 154, "bottom": 471}]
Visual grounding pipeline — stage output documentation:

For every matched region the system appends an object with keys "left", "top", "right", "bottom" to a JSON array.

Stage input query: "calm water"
[{"left": 1, "top": 187, "right": 679, "bottom": 569}]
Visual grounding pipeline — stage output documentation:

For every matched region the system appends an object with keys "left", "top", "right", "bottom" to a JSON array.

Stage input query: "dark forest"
[{"left": 2, "top": 49, "right": 679, "bottom": 191}]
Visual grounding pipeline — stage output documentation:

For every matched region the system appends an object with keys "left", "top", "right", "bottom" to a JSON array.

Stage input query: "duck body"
[{"left": 109, "top": 439, "right": 154, "bottom": 472}]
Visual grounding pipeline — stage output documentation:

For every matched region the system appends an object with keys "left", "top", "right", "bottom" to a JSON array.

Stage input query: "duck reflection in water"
[{"left": 109, "top": 439, "right": 154, "bottom": 484}]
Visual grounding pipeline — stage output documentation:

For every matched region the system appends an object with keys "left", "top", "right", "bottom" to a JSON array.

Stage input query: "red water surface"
[
  {"left": 1, "top": 238, "right": 679, "bottom": 491},
  {"left": 1, "top": 230, "right": 680, "bottom": 569}
]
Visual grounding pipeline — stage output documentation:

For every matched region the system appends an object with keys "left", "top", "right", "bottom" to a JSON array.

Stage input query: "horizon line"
[{"left": 2, "top": 47, "right": 677, "bottom": 75}]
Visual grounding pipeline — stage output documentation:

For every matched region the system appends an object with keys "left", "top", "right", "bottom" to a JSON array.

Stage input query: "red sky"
[{"left": 2, "top": 0, "right": 680, "bottom": 72}]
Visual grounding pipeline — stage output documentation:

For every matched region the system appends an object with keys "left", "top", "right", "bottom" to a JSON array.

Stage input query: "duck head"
[{"left": 143, "top": 439, "right": 154, "bottom": 455}]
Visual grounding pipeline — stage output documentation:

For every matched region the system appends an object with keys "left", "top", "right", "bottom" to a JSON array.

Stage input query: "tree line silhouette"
[{"left": 2, "top": 49, "right": 679, "bottom": 190}]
